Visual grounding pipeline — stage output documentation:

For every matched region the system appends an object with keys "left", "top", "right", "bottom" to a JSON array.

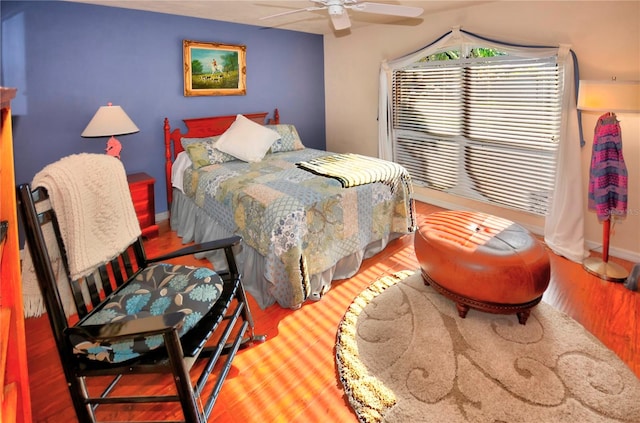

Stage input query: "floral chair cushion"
[{"left": 71, "top": 263, "right": 223, "bottom": 363}]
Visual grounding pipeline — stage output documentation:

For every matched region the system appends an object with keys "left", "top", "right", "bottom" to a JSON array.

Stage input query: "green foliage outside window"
[{"left": 420, "top": 47, "right": 506, "bottom": 62}]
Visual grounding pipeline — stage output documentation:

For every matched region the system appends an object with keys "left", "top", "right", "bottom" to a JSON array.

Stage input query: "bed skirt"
[{"left": 170, "top": 189, "right": 400, "bottom": 309}]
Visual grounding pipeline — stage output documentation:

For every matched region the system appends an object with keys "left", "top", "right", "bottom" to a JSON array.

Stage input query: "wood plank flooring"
[{"left": 24, "top": 201, "right": 639, "bottom": 422}]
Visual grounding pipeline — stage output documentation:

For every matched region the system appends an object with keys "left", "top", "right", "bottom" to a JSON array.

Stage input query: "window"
[{"left": 392, "top": 45, "right": 563, "bottom": 215}]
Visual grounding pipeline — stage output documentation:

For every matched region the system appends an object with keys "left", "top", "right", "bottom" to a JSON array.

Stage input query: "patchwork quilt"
[{"left": 183, "top": 148, "right": 414, "bottom": 308}]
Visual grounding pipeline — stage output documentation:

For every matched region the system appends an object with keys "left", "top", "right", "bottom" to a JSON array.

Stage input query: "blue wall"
[{"left": 1, "top": 1, "right": 325, "bottom": 214}]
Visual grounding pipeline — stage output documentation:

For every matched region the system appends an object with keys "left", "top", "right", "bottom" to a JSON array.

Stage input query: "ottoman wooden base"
[
  {"left": 415, "top": 210, "right": 550, "bottom": 325},
  {"left": 421, "top": 270, "right": 543, "bottom": 325}
]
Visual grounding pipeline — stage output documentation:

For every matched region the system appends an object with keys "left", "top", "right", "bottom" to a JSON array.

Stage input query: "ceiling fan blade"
[
  {"left": 330, "top": 10, "right": 351, "bottom": 30},
  {"left": 351, "top": 2, "right": 424, "bottom": 18},
  {"left": 260, "top": 6, "right": 325, "bottom": 21}
]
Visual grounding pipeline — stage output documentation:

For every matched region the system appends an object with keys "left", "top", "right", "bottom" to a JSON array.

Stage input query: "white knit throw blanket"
[{"left": 22, "top": 153, "right": 142, "bottom": 317}]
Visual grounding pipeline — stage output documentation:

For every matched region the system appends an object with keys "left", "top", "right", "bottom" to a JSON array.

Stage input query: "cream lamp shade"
[
  {"left": 81, "top": 103, "right": 139, "bottom": 159},
  {"left": 81, "top": 103, "right": 139, "bottom": 137},
  {"left": 577, "top": 80, "right": 640, "bottom": 113}
]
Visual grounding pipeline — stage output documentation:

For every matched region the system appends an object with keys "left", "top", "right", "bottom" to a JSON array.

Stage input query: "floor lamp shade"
[
  {"left": 81, "top": 103, "right": 139, "bottom": 159},
  {"left": 578, "top": 79, "right": 639, "bottom": 282},
  {"left": 577, "top": 80, "right": 640, "bottom": 113}
]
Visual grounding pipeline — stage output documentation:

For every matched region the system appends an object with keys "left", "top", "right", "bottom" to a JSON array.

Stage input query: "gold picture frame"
[{"left": 183, "top": 40, "right": 246, "bottom": 96}]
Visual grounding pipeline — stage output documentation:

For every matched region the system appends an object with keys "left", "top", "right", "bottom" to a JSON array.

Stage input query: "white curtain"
[
  {"left": 378, "top": 27, "right": 587, "bottom": 262},
  {"left": 543, "top": 46, "right": 588, "bottom": 262}
]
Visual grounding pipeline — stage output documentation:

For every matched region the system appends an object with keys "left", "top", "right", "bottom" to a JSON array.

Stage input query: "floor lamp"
[{"left": 577, "top": 79, "right": 640, "bottom": 282}]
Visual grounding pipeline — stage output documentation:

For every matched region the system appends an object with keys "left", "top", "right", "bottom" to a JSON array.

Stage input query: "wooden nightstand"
[{"left": 127, "top": 172, "right": 159, "bottom": 238}]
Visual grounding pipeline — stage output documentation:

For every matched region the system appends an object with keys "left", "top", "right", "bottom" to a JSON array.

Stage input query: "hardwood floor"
[{"left": 25, "top": 201, "right": 639, "bottom": 422}]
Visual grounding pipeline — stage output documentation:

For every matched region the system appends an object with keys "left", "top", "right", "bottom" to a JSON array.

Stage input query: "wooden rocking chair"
[{"left": 17, "top": 158, "right": 265, "bottom": 422}]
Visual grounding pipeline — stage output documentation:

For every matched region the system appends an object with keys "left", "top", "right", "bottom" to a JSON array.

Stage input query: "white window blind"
[{"left": 393, "top": 53, "right": 562, "bottom": 215}]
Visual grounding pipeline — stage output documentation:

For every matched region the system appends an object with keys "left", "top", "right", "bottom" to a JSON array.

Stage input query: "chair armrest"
[
  {"left": 66, "top": 311, "right": 186, "bottom": 343},
  {"left": 146, "top": 235, "right": 242, "bottom": 263}
]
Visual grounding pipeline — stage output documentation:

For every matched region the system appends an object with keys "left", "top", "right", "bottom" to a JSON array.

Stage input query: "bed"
[{"left": 164, "top": 109, "right": 415, "bottom": 309}]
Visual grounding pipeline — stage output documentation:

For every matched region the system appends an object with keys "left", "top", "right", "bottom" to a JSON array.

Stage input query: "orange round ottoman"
[{"left": 415, "top": 210, "right": 550, "bottom": 325}]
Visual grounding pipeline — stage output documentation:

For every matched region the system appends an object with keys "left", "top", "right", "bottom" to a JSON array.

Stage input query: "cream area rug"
[{"left": 336, "top": 270, "right": 640, "bottom": 423}]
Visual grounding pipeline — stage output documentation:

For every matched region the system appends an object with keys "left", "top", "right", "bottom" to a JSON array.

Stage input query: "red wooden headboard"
[{"left": 163, "top": 108, "right": 280, "bottom": 209}]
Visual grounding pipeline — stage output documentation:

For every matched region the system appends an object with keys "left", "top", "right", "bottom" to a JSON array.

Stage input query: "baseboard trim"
[
  {"left": 413, "top": 194, "right": 545, "bottom": 235},
  {"left": 156, "top": 211, "right": 169, "bottom": 223},
  {"left": 584, "top": 241, "right": 640, "bottom": 264},
  {"left": 413, "top": 194, "right": 640, "bottom": 265},
  {"left": 24, "top": 207, "right": 638, "bottom": 265}
]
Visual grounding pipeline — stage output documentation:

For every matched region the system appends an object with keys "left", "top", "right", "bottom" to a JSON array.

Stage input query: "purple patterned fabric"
[{"left": 587, "top": 113, "right": 628, "bottom": 221}]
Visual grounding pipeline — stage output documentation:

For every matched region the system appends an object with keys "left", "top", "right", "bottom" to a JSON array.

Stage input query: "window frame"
[{"left": 390, "top": 43, "right": 564, "bottom": 216}]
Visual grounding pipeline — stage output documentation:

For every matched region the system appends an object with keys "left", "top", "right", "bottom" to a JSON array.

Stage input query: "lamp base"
[
  {"left": 583, "top": 257, "right": 629, "bottom": 282},
  {"left": 105, "top": 136, "right": 122, "bottom": 159}
]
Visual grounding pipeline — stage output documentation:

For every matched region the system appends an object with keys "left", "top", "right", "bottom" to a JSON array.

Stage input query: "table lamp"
[
  {"left": 81, "top": 103, "right": 139, "bottom": 159},
  {"left": 577, "top": 79, "right": 640, "bottom": 282}
]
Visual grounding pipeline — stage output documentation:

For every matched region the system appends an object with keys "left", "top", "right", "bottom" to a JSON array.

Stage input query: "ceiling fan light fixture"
[
  {"left": 328, "top": 4, "right": 344, "bottom": 15},
  {"left": 261, "top": 0, "right": 424, "bottom": 32}
]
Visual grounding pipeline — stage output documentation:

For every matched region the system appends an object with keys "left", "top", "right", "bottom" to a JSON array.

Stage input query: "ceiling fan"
[{"left": 260, "top": 0, "right": 424, "bottom": 31}]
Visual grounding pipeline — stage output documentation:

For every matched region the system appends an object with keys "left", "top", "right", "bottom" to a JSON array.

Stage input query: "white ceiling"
[{"left": 66, "top": 1, "right": 486, "bottom": 35}]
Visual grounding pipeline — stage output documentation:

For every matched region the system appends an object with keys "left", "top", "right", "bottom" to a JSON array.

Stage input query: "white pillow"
[{"left": 215, "top": 114, "right": 281, "bottom": 162}]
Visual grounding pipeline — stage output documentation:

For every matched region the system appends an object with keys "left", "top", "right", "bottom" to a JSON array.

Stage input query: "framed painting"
[{"left": 183, "top": 40, "right": 246, "bottom": 96}]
